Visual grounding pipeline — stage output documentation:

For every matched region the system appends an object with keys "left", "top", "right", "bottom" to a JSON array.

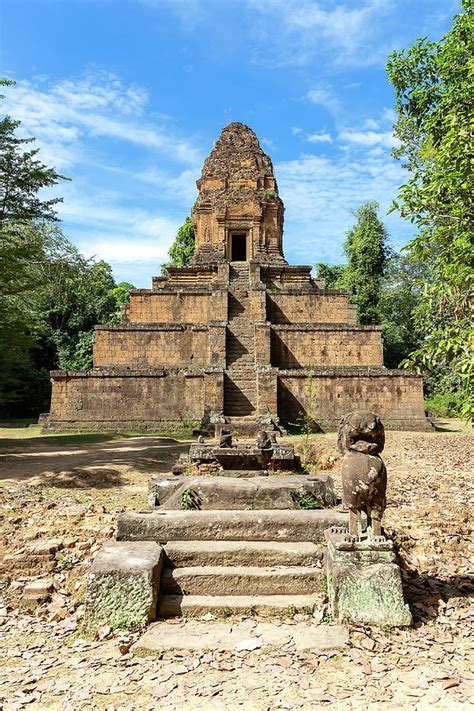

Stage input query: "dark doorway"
[{"left": 231, "top": 233, "right": 247, "bottom": 261}]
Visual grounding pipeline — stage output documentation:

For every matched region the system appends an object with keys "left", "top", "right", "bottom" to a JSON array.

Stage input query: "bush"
[{"left": 424, "top": 392, "right": 461, "bottom": 418}]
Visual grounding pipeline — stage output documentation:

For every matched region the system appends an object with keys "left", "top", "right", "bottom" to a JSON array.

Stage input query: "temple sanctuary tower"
[{"left": 43, "top": 123, "right": 430, "bottom": 432}]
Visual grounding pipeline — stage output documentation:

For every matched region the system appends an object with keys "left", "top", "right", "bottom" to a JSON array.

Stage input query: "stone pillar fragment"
[
  {"left": 84, "top": 541, "right": 163, "bottom": 631},
  {"left": 325, "top": 528, "right": 412, "bottom": 627}
]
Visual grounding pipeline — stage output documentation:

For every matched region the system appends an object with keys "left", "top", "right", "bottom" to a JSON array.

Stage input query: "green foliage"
[
  {"left": 180, "top": 488, "right": 201, "bottom": 510},
  {"left": 314, "top": 262, "right": 347, "bottom": 288},
  {"left": 386, "top": 1, "right": 474, "bottom": 418},
  {"left": 0, "top": 78, "right": 68, "bottom": 226},
  {"left": 424, "top": 391, "right": 461, "bottom": 419},
  {"left": 379, "top": 252, "right": 430, "bottom": 368},
  {"left": 0, "top": 221, "right": 136, "bottom": 415},
  {"left": 343, "top": 201, "right": 391, "bottom": 325},
  {"left": 162, "top": 216, "right": 195, "bottom": 273},
  {"left": 289, "top": 489, "right": 322, "bottom": 510}
]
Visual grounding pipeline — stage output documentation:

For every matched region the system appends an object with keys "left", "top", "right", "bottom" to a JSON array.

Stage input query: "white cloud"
[
  {"left": 364, "top": 118, "right": 379, "bottom": 130},
  {"left": 307, "top": 131, "right": 332, "bottom": 143},
  {"left": 3, "top": 73, "right": 200, "bottom": 169},
  {"left": 248, "top": 0, "right": 393, "bottom": 68},
  {"left": 275, "top": 145, "right": 412, "bottom": 265},
  {"left": 338, "top": 129, "right": 399, "bottom": 149},
  {"left": 305, "top": 87, "right": 339, "bottom": 115},
  {"left": 1, "top": 73, "right": 202, "bottom": 285},
  {"left": 292, "top": 127, "right": 303, "bottom": 135}
]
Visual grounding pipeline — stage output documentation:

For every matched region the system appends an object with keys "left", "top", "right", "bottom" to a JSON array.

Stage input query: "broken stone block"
[
  {"left": 325, "top": 528, "right": 412, "bottom": 627},
  {"left": 84, "top": 541, "right": 163, "bottom": 631},
  {"left": 21, "top": 578, "right": 54, "bottom": 607}
]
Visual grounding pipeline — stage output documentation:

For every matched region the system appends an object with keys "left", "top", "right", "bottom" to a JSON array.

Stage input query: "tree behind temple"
[
  {"left": 343, "top": 201, "right": 390, "bottom": 325},
  {"left": 163, "top": 216, "right": 195, "bottom": 273}
]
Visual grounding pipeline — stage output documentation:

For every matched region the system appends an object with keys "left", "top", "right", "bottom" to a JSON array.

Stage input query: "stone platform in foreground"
[{"left": 133, "top": 619, "right": 349, "bottom": 653}]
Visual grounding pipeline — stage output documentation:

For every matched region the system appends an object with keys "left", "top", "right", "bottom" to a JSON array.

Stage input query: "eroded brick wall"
[
  {"left": 49, "top": 371, "right": 206, "bottom": 423},
  {"left": 129, "top": 292, "right": 211, "bottom": 324},
  {"left": 270, "top": 326, "right": 383, "bottom": 368},
  {"left": 267, "top": 292, "right": 356, "bottom": 324},
  {"left": 277, "top": 370, "right": 429, "bottom": 430},
  {"left": 93, "top": 327, "right": 209, "bottom": 367}
]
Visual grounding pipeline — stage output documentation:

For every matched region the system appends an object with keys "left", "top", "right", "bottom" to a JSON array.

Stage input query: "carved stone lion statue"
[{"left": 337, "top": 410, "right": 387, "bottom": 537}]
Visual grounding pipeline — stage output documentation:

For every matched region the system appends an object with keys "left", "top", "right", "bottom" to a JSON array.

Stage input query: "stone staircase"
[
  {"left": 224, "top": 263, "right": 257, "bottom": 418},
  {"left": 159, "top": 539, "right": 325, "bottom": 617},
  {"left": 116, "top": 480, "right": 347, "bottom": 617}
]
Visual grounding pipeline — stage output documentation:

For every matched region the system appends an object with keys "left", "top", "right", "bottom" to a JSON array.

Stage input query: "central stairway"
[
  {"left": 224, "top": 263, "right": 257, "bottom": 419},
  {"left": 117, "top": 484, "right": 347, "bottom": 617}
]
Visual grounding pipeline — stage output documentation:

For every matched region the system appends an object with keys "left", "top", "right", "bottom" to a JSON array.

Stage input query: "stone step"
[
  {"left": 117, "top": 509, "right": 348, "bottom": 543},
  {"left": 158, "top": 594, "right": 325, "bottom": 618},
  {"left": 133, "top": 618, "right": 349, "bottom": 652},
  {"left": 164, "top": 540, "right": 323, "bottom": 568},
  {"left": 150, "top": 474, "right": 337, "bottom": 511},
  {"left": 162, "top": 565, "right": 325, "bottom": 596}
]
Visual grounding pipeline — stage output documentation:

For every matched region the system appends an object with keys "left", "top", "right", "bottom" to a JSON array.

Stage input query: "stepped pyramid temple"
[{"left": 44, "top": 123, "right": 429, "bottom": 433}]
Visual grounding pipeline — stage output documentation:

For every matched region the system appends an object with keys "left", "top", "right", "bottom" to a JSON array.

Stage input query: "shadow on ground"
[
  {"left": 0, "top": 436, "right": 191, "bottom": 487},
  {"left": 403, "top": 570, "right": 474, "bottom": 625}
]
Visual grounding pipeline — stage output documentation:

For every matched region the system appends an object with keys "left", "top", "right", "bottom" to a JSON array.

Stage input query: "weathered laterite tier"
[{"left": 42, "top": 122, "right": 431, "bottom": 433}]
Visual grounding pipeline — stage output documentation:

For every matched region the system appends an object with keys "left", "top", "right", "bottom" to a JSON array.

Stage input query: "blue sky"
[{"left": 2, "top": 0, "right": 458, "bottom": 286}]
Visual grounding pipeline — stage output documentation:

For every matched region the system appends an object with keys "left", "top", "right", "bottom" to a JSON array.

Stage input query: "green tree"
[
  {"left": 343, "top": 201, "right": 391, "bottom": 325},
  {"left": 163, "top": 216, "right": 195, "bottom": 272},
  {"left": 0, "top": 78, "right": 67, "bottom": 409},
  {"left": 386, "top": 0, "right": 474, "bottom": 418},
  {"left": 0, "top": 79, "right": 67, "bottom": 226},
  {"left": 314, "top": 262, "right": 347, "bottom": 288},
  {"left": 380, "top": 252, "right": 430, "bottom": 368}
]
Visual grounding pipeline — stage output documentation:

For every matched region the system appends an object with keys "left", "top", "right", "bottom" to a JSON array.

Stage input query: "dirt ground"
[{"left": 0, "top": 421, "right": 473, "bottom": 710}]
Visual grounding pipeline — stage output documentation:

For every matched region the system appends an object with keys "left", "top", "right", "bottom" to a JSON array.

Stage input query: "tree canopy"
[
  {"left": 0, "top": 80, "right": 135, "bottom": 416},
  {"left": 386, "top": 0, "right": 473, "bottom": 418}
]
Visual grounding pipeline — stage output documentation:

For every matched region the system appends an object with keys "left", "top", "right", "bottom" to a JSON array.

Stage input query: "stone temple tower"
[
  {"left": 192, "top": 123, "right": 286, "bottom": 265},
  {"left": 42, "top": 122, "right": 430, "bottom": 433}
]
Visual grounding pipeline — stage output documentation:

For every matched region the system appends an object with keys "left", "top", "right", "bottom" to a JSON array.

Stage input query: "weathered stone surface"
[
  {"left": 164, "top": 540, "right": 323, "bottom": 568},
  {"left": 133, "top": 619, "right": 349, "bottom": 652},
  {"left": 325, "top": 530, "right": 412, "bottom": 627},
  {"left": 148, "top": 474, "right": 337, "bottom": 510},
  {"left": 84, "top": 541, "right": 163, "bottom": 630},
  {"left": 338, "top": 410, "right": 387, "bottom": 536},
  {"left": 117, "top": 509, "right": 348, "bottom": 543},
  {"left": 158, "top": 595, "right": 329, "bottom": 619},
  {"left": 162, "top": 565, "right": 325, "bottom": 596},
  {"left": 188, "top": 441, "right": 297, "bottom": 472}
]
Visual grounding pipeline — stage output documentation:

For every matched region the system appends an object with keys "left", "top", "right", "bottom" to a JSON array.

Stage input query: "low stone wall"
[
  {"left": 45, "top": 368, "right": 209, "bottom": 431},
  {"left": 277, "top": 367, "right": 431, "bottom": 431},
  {"left": 267, "top": 291, "right": 356, "bottom": 325},
  {"left": 93, "top": 325, "right": 210, "bottom": 368},
  {"left": 270, "top": 325, "right": 383, "bottom": 368}
]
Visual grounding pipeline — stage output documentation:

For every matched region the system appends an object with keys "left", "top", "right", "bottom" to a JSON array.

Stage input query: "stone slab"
[
  {"left": 133, "top": 618, "right": 349, "bottom": 652},
  {"left": 117, "top": 509, "right": 348, "bottom": 543},
  {"left": 162, "top": 565, "right": 325, "bottom": 596},
  {"left": 164, "top": 540, "right": 323, "bottom": 568},
  {"left": 158, "top": 594, "right": 327, "bottom": 618},
  {"left": 84, "top": 541, "right": 163, "bottom": 631},
  {"left": 148, "top": 474, "right": 337, "bottom": 510}
]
